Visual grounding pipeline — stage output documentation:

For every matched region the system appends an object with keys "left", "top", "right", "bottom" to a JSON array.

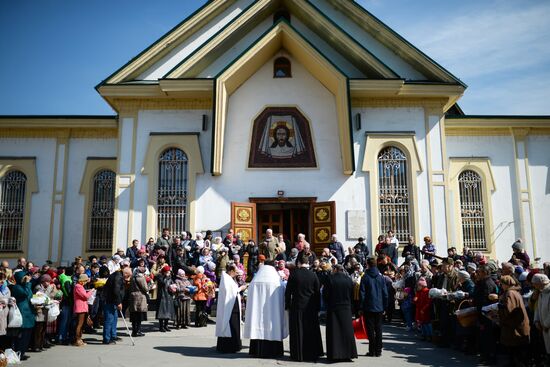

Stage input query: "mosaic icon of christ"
[{"left": 258, "top": 115, "right": 306, "bottom": 159}]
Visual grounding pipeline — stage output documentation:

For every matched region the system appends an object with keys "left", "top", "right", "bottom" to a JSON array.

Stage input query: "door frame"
[{"left": 249, "top": 197, "right": 317, "bottom": 243}]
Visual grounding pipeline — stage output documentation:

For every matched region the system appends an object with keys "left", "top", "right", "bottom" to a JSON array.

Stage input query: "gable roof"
[
  {"left": 98, "top": 0, "right": 466, "bottom": 87},
  {"left": 164, "top": 0, "right": 398, "bottom": 79}
]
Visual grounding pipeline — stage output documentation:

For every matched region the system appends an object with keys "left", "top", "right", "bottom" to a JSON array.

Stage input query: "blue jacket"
[{"left": 360, "top": 267, "right": 388, "bottom": 313}]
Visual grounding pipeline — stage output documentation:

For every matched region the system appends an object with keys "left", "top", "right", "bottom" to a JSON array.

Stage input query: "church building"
[{"left": 1, "top": 0, "right": 549, "bottom": 265}]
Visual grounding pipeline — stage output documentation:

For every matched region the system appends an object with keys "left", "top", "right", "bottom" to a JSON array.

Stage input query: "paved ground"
[{"left": 23, "top": 313, "right": 490, "bottom": 367}]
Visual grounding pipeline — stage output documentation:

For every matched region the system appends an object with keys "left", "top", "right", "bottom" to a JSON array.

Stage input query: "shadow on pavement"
[
  {"left": 381, "top": 324, "right": 481, "bottom": 367},
  {"left": 154, "top": 346, "right": 250, "bottom": 359}
]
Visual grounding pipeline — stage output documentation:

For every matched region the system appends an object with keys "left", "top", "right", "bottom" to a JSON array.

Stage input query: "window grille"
[
  {"left": 378, "top": 146, "right": 411, "bottom": 242},
  {"left": 89, "top": 170, "right": 116, "bottom": 251},
  {"left": 458, "top": 170, "right": 487, "bottom": 251},
  {"left": 157, "top": 148, "right": 188, "bottom": 236},
  {"left": 0, "top": 170, "right": 27, "bottom": 251}
]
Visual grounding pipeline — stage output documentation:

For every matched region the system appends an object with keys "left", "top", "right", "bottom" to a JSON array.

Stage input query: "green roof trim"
[
  {"left": 162, "top": 0, "right": 263, "bottom": 79},
  {"left": 347, "top": 0, "right": 467, "bottom": 88},
  {"left": 214, "top": 18, "right": 349, "bottom": 78},
  {"left": 96, "top": 0, "right": 231, "bottom": 89},
  {"left": 304, "top": 0, "right": 398, "bottom": 79}
]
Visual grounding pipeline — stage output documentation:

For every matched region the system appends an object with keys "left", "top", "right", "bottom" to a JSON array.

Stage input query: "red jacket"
[{"left": 414, "top": 287, "right": 432, "bottom": 323}]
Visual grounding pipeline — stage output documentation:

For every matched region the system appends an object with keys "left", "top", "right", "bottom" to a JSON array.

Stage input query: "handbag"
[
  {"left": 7, "top": 304, "right": 23, "bottom": 328},
  {"left": 395, "top": 289, "right": 406, "bottom": 301},
  {"left": 353, "top": 316, "right": 368, "bottom": 340},
  {"left": 86, "top": 315, "right": 94, "bottom": 328}
]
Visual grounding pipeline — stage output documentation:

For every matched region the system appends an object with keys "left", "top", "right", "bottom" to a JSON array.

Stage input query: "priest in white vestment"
[
  {"left": 216, "top": 265, "right": 245, "bottom": 353},
  {"left": 243, "top": 263, "right": 288, "bottom": 358}
]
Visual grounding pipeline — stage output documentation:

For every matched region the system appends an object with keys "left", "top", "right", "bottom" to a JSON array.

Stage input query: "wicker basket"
[
  {"left": 455, "top": 300, "right": 478, "bottom": 328},
  {"left": 0, "top": 351, "right": 7, "bottom": 367}
]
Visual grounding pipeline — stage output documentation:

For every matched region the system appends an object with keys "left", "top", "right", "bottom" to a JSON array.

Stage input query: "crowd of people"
[{"left": 0, "top": 226, "right": 549, "bottom": 366}]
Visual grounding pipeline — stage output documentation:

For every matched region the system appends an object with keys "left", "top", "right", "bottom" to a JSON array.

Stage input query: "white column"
[
  {"left": 425, "top": 107, "right": 450, "bottom": 256},
  {"left": 511, "top": 128, "right": 537, "bottom": 258},
  {"left": 113, "top": 116, "right": 136, "bottom": 251},
  {"left": 49, "top": 136, "right": 69, "bottom": 264}
]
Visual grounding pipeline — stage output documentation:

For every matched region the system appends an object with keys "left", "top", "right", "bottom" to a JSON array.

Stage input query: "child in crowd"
[{"left": 414, "top": 277, "right": 432, "bottom": 341}]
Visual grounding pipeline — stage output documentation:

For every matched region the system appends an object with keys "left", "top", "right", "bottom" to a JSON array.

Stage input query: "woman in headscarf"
[
  {"left": 128, "top": 265, "right": 149, "bottom": 337},
  {"left": 10, "top": 271, "right": 35, "bottom": 361},
  {"left": 499, "top": 275, "right": 530, "bottom": 366},
  {"left": 155, "top": 265, "right": 175, "bottom": 332},
  {"left": 216, "top": 263, "right": 247, "bottom": 353}
]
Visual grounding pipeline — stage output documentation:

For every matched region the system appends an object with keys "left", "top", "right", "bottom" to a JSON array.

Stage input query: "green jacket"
[{"left": 10, "top": 271, "right": 35, "bottom": 329}]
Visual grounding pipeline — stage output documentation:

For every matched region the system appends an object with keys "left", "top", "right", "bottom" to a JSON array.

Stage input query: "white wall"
[
  {"left": 61, "top": 138, "right": 117, "bottom": 264},
  {"left": 527, "top": 135, "right": 550, "bottom": 262},
  {"left": 0, "top": 138, "right": 56, "bottom": 264},
  {"left": 195, "top": 54, "right": 366, "bottom": 250},
  {"left": 446, "top": 135, "right": 519, "bottom": 262},
  {"left": 133, "top": 109, "right": 211, "bottom": 242},
  {"left": 352, "top": 106, "right": 432, "bottom": 248}
]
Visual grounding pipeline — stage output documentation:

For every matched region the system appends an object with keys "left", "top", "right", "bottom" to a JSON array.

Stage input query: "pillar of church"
[
  {"left": 49, "top": 132, "right": 70, "bottom": 264},
  {"left": 425, "top": 106, "right": 451, "bottom": 256},
  {"left": 113, "top": 114, "right": 137, "bottom": 251},
  {"left": 511, "top": 128, "right": 538, "bottom": 259}
]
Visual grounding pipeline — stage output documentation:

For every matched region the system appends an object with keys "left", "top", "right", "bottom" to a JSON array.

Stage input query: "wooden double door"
[{"left": 231, "top": 199, "right": 336, "bottom": 253}]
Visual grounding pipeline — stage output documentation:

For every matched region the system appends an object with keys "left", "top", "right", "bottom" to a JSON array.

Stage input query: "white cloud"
[
  {"left": 459, "top": 72, "right": 550, "bottom": 115},
  {"left": 397, "top": 1, "right": 550, "bottom": 79}
]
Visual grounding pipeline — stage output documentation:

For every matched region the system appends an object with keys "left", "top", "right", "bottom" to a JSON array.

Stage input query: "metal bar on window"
[
  {"left": 377, "top": 147, "right": 411, "bottom": 242},
  {"left": 0, "top": 171, "right": 27, "bottom": 251},
  {"left": 89, "top": 170, "right": 115, "bottom": 251},
  {"left": 459, "top": 170, "right": 486, "bottom": 251},
  {"left": 157, "top": 148, "right": 188, "bottom": 237}
]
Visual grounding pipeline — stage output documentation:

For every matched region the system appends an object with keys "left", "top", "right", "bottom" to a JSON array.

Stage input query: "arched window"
[
  {"left": 0, "top": 170, "right": 27, "bottom": 251},
  {"left": 458, "top": 170, "right": 487, "bottom": 251},
  {"left": 89, "top": 170, "right": 116, "bottom": 251},
  {"left": 378, "top": 146, "right": 411, "bottom": 241},
  {"left": 157, "top": 148, "right": 188, "bottom": 235},
  {"left": 274, "top": 57, "right": 291, "bottom": 78}
]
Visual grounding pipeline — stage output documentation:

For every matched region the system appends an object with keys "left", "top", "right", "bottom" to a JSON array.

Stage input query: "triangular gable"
[
  {"left": 211, "top": 20, "right": 353, "bottom": 176},
  {"left": 165, "top": 0, "right": 398, "bottom": 79}
]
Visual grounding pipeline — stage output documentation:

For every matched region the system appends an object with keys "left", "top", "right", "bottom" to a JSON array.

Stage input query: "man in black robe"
[
  {"left": 285, "top": 252, "right": 323, "bottom": 361},
  {"left": 323, "top": 264, "right": 358, "bottom": 361}
]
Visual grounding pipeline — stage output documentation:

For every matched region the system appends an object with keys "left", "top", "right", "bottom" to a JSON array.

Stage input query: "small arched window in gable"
[{"left": 274, "top": 57, "right": 291, "bottom": 78}]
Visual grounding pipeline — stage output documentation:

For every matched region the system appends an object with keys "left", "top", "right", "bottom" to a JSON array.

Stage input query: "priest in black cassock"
[
  {"left": 323, "top": 264, "right": 358, "bottom": 361},
  {"left": 285, "top": 252, "right": 323, "bottom": 362}
]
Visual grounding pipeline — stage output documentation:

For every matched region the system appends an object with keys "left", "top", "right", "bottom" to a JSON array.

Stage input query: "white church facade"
[{"left": 1, "top": 0, "right": 549, "bottom": 265}]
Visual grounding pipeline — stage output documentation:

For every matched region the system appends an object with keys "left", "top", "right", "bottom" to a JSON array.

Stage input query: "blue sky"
[{"left": 1, "top": 0, "right": 549, "bottom": 115}]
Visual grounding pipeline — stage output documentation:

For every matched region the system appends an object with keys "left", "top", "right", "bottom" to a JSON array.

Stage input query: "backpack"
[{"left": 196, "top": 311, "right": 208, "bottom": 327}]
